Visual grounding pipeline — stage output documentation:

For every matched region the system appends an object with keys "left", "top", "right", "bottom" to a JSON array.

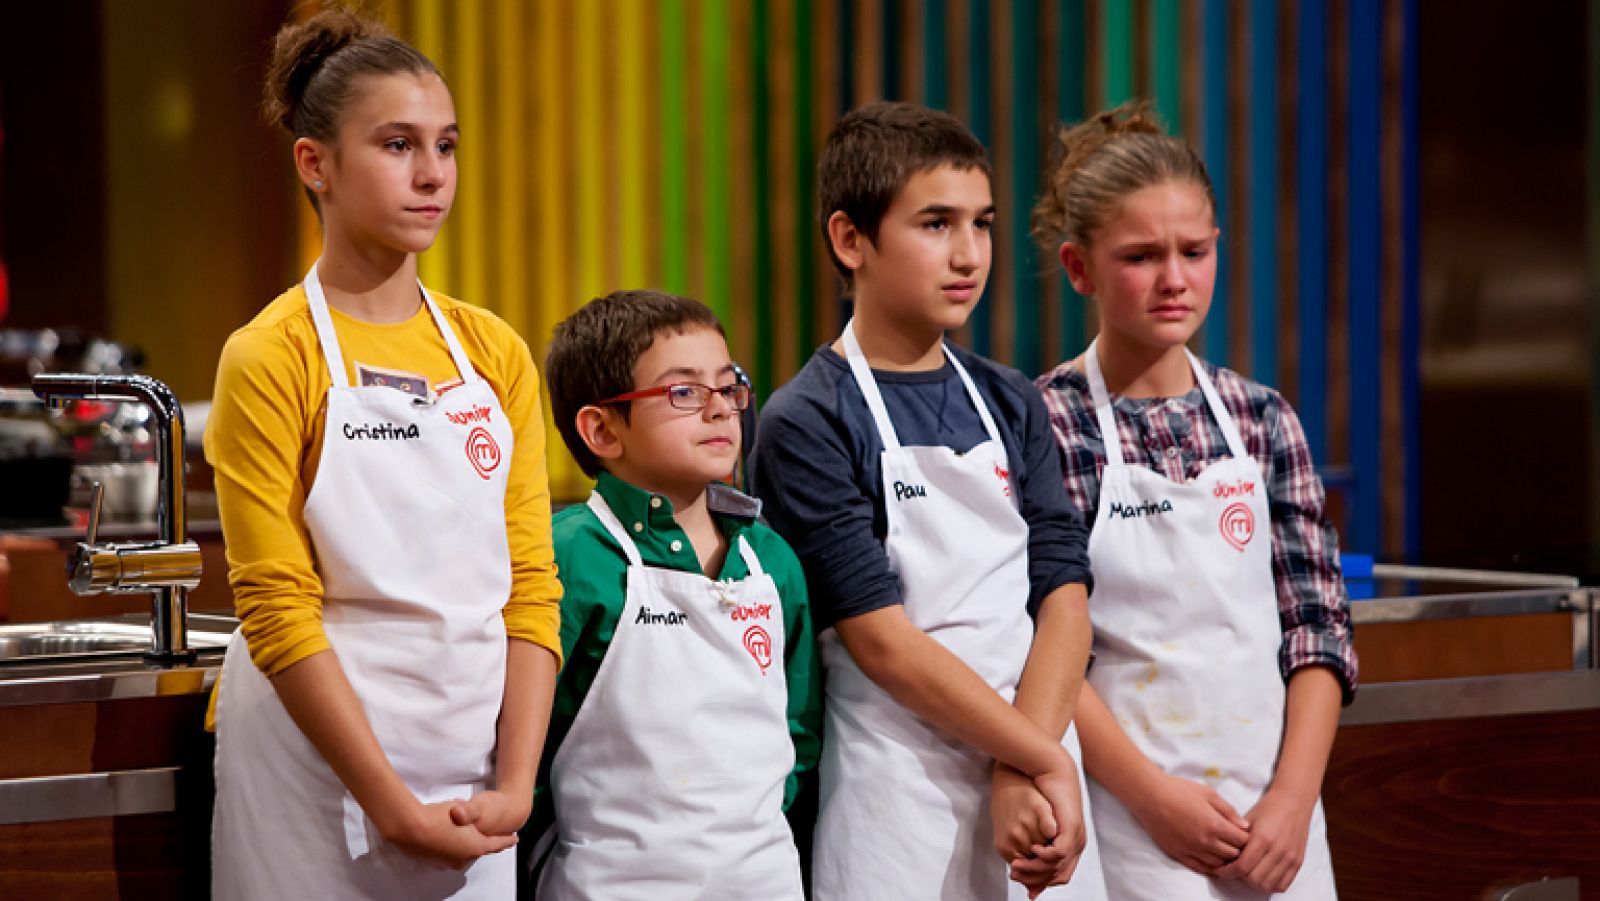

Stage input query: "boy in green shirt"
[{"left": 522, "top": 290, "right": 820, "bottom": 901}]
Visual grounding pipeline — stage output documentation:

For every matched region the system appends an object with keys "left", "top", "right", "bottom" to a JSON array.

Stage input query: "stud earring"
[{"left": 314, "top": 179, "right": 325, "bottom": 190}]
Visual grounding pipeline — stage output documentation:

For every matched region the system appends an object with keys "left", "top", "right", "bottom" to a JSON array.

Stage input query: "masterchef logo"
[
  {"left": 1219, "top": 502, "right": 1254, "bottom": 551},
  {"left": 743, "top": 625, "right": 773, "bottom": 675},
  {"left": 465, "top": 427, "right": 501, "bottom": 479}
]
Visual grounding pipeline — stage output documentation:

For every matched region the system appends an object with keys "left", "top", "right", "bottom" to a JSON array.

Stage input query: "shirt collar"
[{"left": 594, "top": 471, "right": 762, "bottom": 535}]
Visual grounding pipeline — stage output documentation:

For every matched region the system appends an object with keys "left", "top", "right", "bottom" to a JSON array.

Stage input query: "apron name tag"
[
  {"left": 891, "top": 480, "right": 928, "bottom": 501},
  {"left": 1107, "top": 498, "right": 1175, "bottom": 520},
  {"left": 634, "top": 605, "right": 690, "bottom": 626},
  {"left": 341, "top": 421, "right": 421, "bottom": 441}
]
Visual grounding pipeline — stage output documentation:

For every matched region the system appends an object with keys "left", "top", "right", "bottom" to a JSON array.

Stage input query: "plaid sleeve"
[
  {"left": 1262, "top": 389, "right": 1359, "bottom": 703},
  {"left": 1034, "top": 363, "right": 1104, "bottom": 528}
]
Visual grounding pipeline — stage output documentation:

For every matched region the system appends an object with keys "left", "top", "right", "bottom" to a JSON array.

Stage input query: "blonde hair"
[{"left": 1032, "top": 100, "right": 1216, "bottom": 250}]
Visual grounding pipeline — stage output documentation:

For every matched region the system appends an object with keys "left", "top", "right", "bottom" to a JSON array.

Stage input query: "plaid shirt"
[{"left": 1035, "top": 359, "right": 1358, "bottom": 702}]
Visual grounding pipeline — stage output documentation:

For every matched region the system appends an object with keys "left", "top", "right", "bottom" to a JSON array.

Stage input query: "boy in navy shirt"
[{"left": 751, "top": 102, "right": 1104, "bottom": 899}]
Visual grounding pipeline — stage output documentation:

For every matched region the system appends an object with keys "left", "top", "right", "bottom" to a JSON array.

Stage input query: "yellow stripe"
[
  {"left": 492, "top": 0, "right": 527, "bottom": 334},
  {"left": 451, "top": 0, "right": 485, "bottom": 305},
  {"left": 409, "top": 0, "right": 450, "bottom": 292},
  {"left": 617, "top": 0, "right": 648, "bottom": 287},
  {"left": 533, "top": 2, "right": 583, "bottom": 499},
  {"left": 575, "top": 1, "right": 605, "bottom": 302}
]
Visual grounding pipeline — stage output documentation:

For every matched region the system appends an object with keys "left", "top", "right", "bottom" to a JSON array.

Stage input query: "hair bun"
[{"left": 263, "top": 7, "right": 387, "bottom": 132}]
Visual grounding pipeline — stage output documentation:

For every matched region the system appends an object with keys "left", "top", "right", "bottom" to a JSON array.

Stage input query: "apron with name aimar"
[
  {"left": 212, "top": 263, "right": 516, "bottom": 899},
  {"left": 1082, "top": 339, "right": 1335, "bottom": 899},
  {"left": 536, "top": 491, "right": 804, "bottom": 901},
  {"left": 814, "top": 322, "right": 1105, "bottom": 901}
]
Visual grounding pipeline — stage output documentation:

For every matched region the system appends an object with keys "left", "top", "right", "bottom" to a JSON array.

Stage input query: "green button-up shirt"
[{"left": 528, "top": 471, "right": 823, "bottom": 845}]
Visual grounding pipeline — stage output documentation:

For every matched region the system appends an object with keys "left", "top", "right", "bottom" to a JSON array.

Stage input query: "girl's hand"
[
  {"left": 1129, "top": 772, "right": 1251, "bottom": 875},
  {"left": 382, "top": 799, "right": 518, "bottom": 869},
  {"left": 1214, "top": 787, "right": 1315, "bottom": 892},
  {"left": 450, "top": 788, "right": 533, "bottom": 837}
]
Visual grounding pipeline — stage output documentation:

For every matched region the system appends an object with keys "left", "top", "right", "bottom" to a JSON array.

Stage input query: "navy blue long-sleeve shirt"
[{"left": 750, "top": 343, "right": 1092, "bottom": 632}]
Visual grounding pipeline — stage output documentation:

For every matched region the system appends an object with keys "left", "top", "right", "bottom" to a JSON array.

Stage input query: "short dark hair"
[
  {"left": 817, "top": 101, "right": 992, "bottom": 282},
  {"left": 546, "top": 291, "right": 724, "bottom": 478}
]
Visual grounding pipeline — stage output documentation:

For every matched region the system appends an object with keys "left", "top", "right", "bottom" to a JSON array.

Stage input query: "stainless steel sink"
[{"left": 0, "top": 617, "right": 233, "bottom": 665}]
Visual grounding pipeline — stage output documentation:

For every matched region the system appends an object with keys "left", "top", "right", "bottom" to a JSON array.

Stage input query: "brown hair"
[
  {"left": 545, "top": 291, "right": 725, "bottom": 478},
  {"left": 817, "top": 101, "right": 992, "bottom": 283},
  {"left": 1032, "top": 99, "right": 1216, "bottom": 250},
  {"left": 263, "top": 6, "right": 441, "bottom": 207}
]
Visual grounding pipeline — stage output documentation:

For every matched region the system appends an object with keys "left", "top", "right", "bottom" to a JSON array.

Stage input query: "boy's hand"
[
  {"left": 991, "top": 762, "right": 1057, "bottom": 863},
  {"left": 382, "top": 798, "right": 518, "bottom": 869},
  {"left": 1213, "top": 786, "right": 1314, "bottom": 892},
  {"left": 451, "top": 788, "right": 533, "bottom": 837},
  {"left": 1129, "top": 772, "right": 1250, "bottom": 875},
  {"left": 1002, "top": 762, "right": 1086, "bottom": 895}
]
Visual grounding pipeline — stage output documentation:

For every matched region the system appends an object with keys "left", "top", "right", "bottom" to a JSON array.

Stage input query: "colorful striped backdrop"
[{"left": 339, "top": 0, "right": 1419, "bottom": 557}]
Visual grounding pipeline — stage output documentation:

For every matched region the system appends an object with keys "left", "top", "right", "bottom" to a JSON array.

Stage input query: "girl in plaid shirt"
[{"left": 1029, "top": 101, "right": 1354, "bottom": 900}]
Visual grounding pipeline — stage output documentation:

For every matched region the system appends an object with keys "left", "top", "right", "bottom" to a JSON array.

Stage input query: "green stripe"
[
  {"left": 752, "top": 0, "right": 774, "bottom": 395},
  {"left": 1058, "top": 0, "right": 1086, "bottom": 357},
  {"left": 701, "top": 0, "right": 732, "bottom": 325},
  {"left": 1103, "top": 0, "right": 1134, "bottom": 107},
  {"left": 660, "top": 0, "right": 689, "bottom": 293},
  {"left": 794, "top": 0, "right": 815, "bottom": 359},
  {"left": 1151, "top": 0, "right": 1181, "bottom": 132}
]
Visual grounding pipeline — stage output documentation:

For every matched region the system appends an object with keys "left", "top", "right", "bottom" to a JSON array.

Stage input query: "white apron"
[
  {"left": 1081, "top": 340, "right": 1335, "bottom": 899},
  {"left": 814, "top": 323, "right": 1104, "bottom": 901},
  {"left": 536, "top": 491, "right": 804, "bottom": 900},
  {"left": 212, "top": 263, "right": 517, "bottom": 899}
]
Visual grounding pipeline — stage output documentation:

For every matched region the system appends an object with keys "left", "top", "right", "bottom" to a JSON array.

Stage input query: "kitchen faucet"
[{"left": 31, "top": 373, "right": 202, "bottom": 664}]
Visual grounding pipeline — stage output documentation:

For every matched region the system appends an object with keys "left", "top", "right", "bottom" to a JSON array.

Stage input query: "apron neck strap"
[
  {"left": 735, "top": 533, "right": 764, "bottom": 577},
  {"left": 589, "top": 492, "right": 769, "bottom": 579},
  {"left": 303, "top": 261, "right": 479, "bottom": 389},
  {"left": 586, "top": 492, "right": 644, "bottom": 567},
  {"left": 1084, "top": 339, "right": 1126, "bottom": 468},
  {"left": 840, "top": 319, "right": 1003, "bottom": 450},
  {"left": 1084, "top": 338, "right": 1251, "bottom": 466}
]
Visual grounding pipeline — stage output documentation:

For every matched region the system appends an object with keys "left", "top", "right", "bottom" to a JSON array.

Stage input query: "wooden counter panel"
[
  {"left": 1353, "top": 612, "right": 1576, "bottom": 682},
  {"left": 1325, "top": 708, "right": 1600, "bottom": 899}
]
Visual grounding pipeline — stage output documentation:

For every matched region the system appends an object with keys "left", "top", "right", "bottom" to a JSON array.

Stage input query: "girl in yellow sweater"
[{"left": 205, "top": 10, "right": 560, "bottom": 898}]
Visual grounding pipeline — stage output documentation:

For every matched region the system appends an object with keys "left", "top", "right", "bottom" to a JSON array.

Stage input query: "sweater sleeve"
[{"left": 206, "top": 326, "right": 331, "bottom": 676}]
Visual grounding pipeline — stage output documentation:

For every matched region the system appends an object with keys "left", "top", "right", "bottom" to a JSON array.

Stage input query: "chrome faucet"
[{"left": 31, "top": 373, "right": 202, "bottom": 664}]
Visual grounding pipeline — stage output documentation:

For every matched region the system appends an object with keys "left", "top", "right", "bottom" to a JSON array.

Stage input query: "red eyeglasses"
[{"left": 598, "top": 382, "right": 751, "bottom": 412}]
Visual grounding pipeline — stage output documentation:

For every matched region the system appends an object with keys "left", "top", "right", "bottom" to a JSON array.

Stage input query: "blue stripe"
[
  {"left": 1012, "top": 0, "right": 1040, "bottom": 375},
  {"left": 968, "top": 0, "right": 992, "bottom": 356},
  {"left": 1296, "top": 0, "right": 1328, "bottom": 461},
  {"left": 1247, "top": 0, "right": 1277, "bottom": 384},
  {"left": 1401, "top": 0, "right": 1421, "bottom": 557},
  {"left": 925, "top": 0, "right": 948, "bottom": 109},
  {"left": 1058, "top": 0, "right": 1086, "bottom": 358},
  {"left": 1202, "top": 0, "right": 1230, "bottom": 365},
  {"left": 1348, "top": 0, "right": 1382, "bottom": 553}
]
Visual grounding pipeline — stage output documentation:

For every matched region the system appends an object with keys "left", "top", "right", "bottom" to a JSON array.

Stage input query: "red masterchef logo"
[
  {"left": 466, "top": 427, "right": 501, "bottom": 479},
  {"left": 743, "top": 625, "right": 773, "bottom": 675},
  {"left": 1219, "top": 502, "right": 1254, "bottom": 551}
]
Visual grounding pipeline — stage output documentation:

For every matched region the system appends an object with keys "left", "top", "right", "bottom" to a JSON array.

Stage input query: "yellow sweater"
[{"left": 205, "top": 284, "right": 562, "bottom": 677}]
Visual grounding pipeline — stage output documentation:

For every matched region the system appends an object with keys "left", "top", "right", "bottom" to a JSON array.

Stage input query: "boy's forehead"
[
  {"left": 889, "top": 163, "right": 993, "bottom": 211},
  {"left": 635, "top": 326, "right": 733, "bottom": 381}
]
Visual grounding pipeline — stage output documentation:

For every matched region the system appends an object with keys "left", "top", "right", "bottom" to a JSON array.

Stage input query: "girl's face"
[
  {"left": 1061, "top": 180, "right": 1219, "bottom": 354},
  {"left": 316, "top": 72, "right": 458, "bottom": 255}
]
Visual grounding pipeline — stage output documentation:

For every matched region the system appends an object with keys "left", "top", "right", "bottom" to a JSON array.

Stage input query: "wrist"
[{"left": 367, "top": 789, "right": 424, "bottom": 842}]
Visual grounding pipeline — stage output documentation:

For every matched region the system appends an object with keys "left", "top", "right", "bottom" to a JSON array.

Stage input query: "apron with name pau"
[{"left": 815, "top": 322, "right": 1105, "bottom": 901}]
